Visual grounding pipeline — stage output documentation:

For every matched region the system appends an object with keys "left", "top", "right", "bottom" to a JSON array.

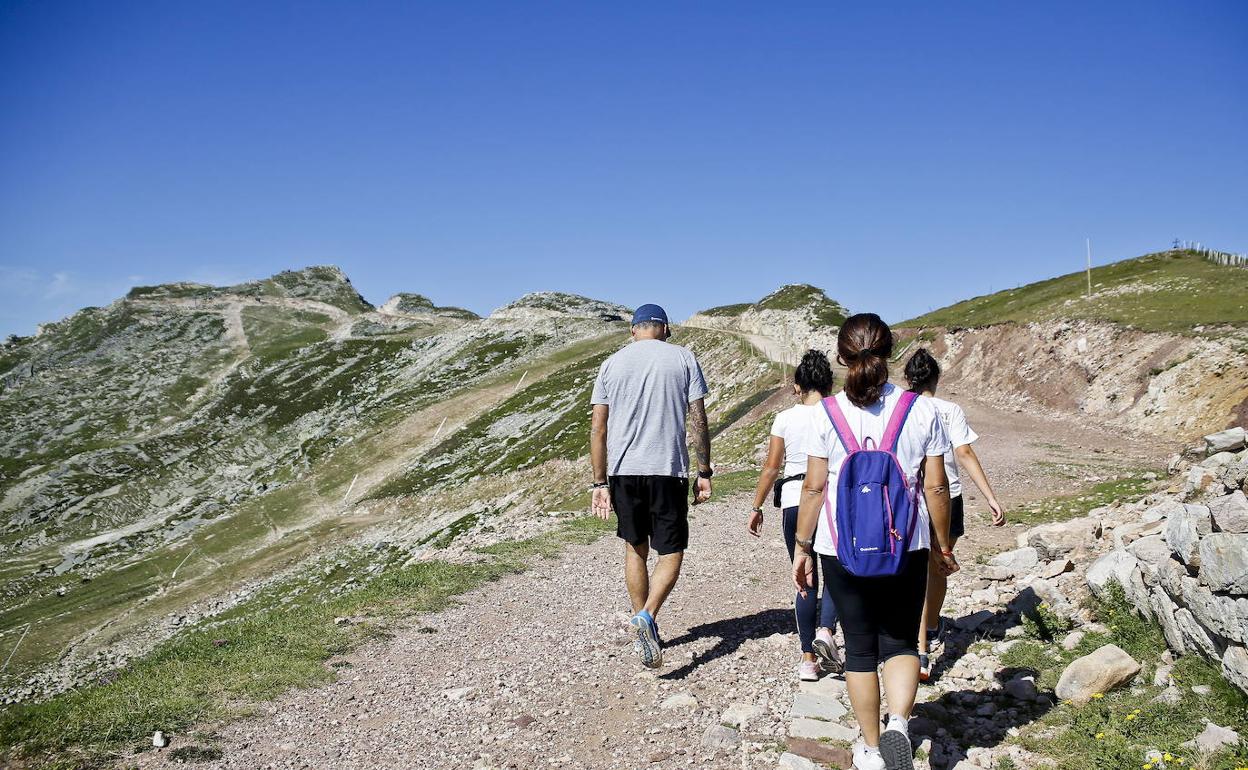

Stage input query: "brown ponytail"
[{"left": 837, "top": 313, "right": 894, "bottom": 408}]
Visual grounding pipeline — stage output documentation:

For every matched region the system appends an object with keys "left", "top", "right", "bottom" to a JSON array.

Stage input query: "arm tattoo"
[{"left": 689, "top": 400, "right": 711, "bottom": 470}]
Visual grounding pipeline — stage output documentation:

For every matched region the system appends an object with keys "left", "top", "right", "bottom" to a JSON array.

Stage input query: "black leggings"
[{"left": 819, "top": 550, "right": 929, "bottom": 673}]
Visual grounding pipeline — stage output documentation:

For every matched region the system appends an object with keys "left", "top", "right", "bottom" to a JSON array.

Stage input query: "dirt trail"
[{"left": 130, "top": 393, "right": 1172, "bottom": 770}]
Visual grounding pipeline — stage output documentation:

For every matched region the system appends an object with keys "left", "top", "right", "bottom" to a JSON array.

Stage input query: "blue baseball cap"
[{"left": 631, "top": 303, "right": 669, "bottom": 326}]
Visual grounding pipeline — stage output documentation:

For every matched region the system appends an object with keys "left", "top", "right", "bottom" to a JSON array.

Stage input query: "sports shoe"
[
  {"left": 629, "top": 610, "right": 663, "bottom": 668},
  {"left": 918, "top": 653, "right": 931, "bottom": 682},
  {"left": 852, "top": 739, "right": 885, "bottom": 770},
  {"left": 813, "top": 628, "right": 844, "bottom": 674},
  {"left": 925, "top": 617, "right": 947, "bottom": 650},
  {"left": 880, "top": 715, "right": 914, "bottom": 770},
  {"left": 797, "top": 660, "right": 820, "bottom": 681}
]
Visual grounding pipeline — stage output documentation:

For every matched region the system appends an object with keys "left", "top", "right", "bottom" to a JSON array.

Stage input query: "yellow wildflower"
[
  {"left": 1092, "top": 692, "right": 1104, "bottom": 699},
  {"left": 1125, "top": 713, "right": 1137, "bottom": 720},
  {"left": 1163, "top": 753, "right": 1172, "bottom": 761},
  {"left": 1095, "top": 733, "right": 1105, "bottom": 739}
]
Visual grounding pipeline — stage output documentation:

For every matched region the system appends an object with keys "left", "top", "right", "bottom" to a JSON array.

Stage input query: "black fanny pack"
[{"left": 772, "top": 473, "right": 806, "bottom": 508}]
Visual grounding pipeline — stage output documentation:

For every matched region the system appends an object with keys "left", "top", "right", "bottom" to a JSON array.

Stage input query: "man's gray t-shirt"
[{"left": 591, "top": 339, "right": 709, "bottom": 478}]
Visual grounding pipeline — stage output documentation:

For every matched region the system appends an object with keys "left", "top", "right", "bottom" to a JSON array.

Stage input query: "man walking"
[{"left": 590, "top": 303, "right": 712, "bottom": 669}]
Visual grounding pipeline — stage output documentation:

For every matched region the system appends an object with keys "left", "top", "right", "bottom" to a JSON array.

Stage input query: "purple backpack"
[{"left": 821, "top": 390, "right": 921, "bottom": 577}]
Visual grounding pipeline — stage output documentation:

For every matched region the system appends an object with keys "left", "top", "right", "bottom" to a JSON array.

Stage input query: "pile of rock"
[{"left": 1088, "top": 426, "right": 1248, "bottom": 694}]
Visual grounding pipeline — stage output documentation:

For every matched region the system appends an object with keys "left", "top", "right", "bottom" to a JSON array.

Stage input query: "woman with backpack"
[
  {"left": 903, "top": 348, "right": 1006, "bottom": 681},
  {"left": 790, "top": 313, "right": 958, "bottom": 770},
  {"left": 746, "top": 349, "right": 843, "bottom": 681}
]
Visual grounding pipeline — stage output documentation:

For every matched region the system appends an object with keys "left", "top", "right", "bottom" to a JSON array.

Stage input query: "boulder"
[
  {"left": 1205, "top": 427, "right": 1247, "bottom": 454},
  {"left": 1184, "top": 466, "right": 1224, "bottom": 499},
  {"left": 1204, "top": 451, "right": 1241, "bottom": 469},
  {"left": 1042, "top": 558, "right": 1074, "bottom": 579},
  {"left": 989, "top": 546, "right": 1040, "bottom": 574},
  {"left": 1026, "top": 518, "right": 1102, "bottom": 560},
  {"left": 1210, "top": 490, "right": 1248, "bottom": 533},
  {"left": 1199, "top": 533, "right": 1248, "bottom": 593},
  {"left": 1128, "top": 534, "right": 1173, "bottom": 566},
  {"left": 1087, "top": 551, "right": 1138, "bottom": 600},
  {"left": 1113, "top": 518, "right": 1165, "bottom": 549},
  {"left": 1222, "top": 645, "right": 1248, "bottom": 694},
  {"left": 1054, "top": 644, "right": 1140, "bottom": 704},
  {"left": 1164, "top": 504, "right": 1213, "bottom": 565}
]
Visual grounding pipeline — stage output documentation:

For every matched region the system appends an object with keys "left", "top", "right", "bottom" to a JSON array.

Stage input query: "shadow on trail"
[
  {"left": 927, "top": 586, "right": 1041, "bottom": 683},
  {"left": 911, "top": 673, "right": 1055, "bottom": 768},
  {"left": 660, "top": 608, "right": 792, "bottom": 680}
]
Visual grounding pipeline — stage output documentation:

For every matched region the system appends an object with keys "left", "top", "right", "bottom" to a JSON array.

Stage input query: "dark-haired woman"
[
  {"left": 748, "top": 350, "right": 842, "bottom": 681},
  {"left": 791, "top": 314, "right": 958, "bottom": 770},
  {"left": 903, "top": 348, "right": 1006, "bottom": 681}
]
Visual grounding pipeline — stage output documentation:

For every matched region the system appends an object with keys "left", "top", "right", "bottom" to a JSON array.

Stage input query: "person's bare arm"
[
  {"left": 590, "top": 404, "right": 611, "bottom": 519},
  {"left": 923, "top": 455, "right": 959, "bottom": 575},
  {"left": 747, "top": 436, "right": 784, "bottom": 537},
  {"left": 791, "top": 455, "right": 829, "bottom": 595},
  {"left": 953, "top": 444, "right": 1005, "bottom": 525},
  {"left": 689, "top": 397, "right": 712, "bottom": 504}
]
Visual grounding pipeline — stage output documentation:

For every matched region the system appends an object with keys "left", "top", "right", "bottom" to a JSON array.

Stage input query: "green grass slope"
[{"left": 900, "top": 250, "right": 1248, "bottom": 333}]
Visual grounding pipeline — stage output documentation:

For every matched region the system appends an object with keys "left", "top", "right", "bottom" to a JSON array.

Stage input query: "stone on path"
[
  {"left": 789, "top": 717, "right": 858, "bottom": 742},
  {"left": 784, "top": 738, "right": 853, "bottom": 768},
  {"left": 988, "top": 546, "right": 1039, "bottom": 575},
  {"left": 798, "top": 675, "right": 847, "bottom": 698},
  {"left": 719, "top": 702, "right": 762, "bottom": 728},
  {"left": 701, "top": 725, "right": 741, "bottom": 750},
  {"left": 778, "top": 752, "right": 819, "bottom": 770},
  {"left": 660, "top": 693, "right": 698, "bottom": 711},
  {"left": 1054, "top": 644, "right": 1140, "bottom": 704},
  {"left": 1199, "top": 533, "right": 1248, "bottom": 592},
  {"left": 790, "top": 691, "right": 848, "bottom": 721}
]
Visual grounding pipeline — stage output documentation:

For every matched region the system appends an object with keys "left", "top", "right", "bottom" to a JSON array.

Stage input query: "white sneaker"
[
  {"left": 852, "top": 740, "right": 885, "bottom": 770},
  {"left": 797, "top": 660, "right": 820, "bottom": 681},
  {"left": 880, "top": 715, "right": 914, "bottom": 769}
]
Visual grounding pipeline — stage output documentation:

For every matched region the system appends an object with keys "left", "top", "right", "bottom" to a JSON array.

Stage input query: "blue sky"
[{"left": 2, "top": 1, "right": 1245, "bottom": 336}]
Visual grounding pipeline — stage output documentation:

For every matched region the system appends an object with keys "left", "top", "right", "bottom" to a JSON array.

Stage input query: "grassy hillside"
[
  {"left": 900, "top": 250, "right": 1248, "bottom": 333},
  {"left": 699, "top": 284, "right": 848, "bottom": 328}
]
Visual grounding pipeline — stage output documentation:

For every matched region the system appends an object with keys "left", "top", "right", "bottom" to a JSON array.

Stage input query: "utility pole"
[{"left": 1085, "top": 238, "right": 1092, "bottom": 298}]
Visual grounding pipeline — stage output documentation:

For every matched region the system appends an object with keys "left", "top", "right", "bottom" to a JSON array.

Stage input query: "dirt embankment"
[{"left": 904, "top": 321, "right": 1248, "bottom": 441}]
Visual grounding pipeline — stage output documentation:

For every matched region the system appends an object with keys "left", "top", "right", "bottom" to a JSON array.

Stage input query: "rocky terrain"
[{"left": 685, "top": 285, "right": 848, "bottom": 366}]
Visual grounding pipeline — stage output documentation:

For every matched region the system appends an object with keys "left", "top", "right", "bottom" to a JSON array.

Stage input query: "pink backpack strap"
[
  {"left": 881, "top": 390, "right": 919, "bottom": 454},
  {"left": 821, "top": 395, "right": 861, "bottom": 454}
]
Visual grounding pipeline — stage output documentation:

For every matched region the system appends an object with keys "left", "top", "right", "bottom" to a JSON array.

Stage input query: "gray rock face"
[
  {"left": 1087, "top": 551, "right": 1138, "bottom": 600},
  {"left": 1181, "top": 576, "right": 1248, "bottom": 644},
  {"left": 1222, "top": 645, "right": 1248, "bottom": 693},
  {"left": 1149, "top": 589, "right": 1187, "bottom": 652},
  {"left": 1175, "top": 608, "right": 1222, "bottom": 659},
  {"left": 1054, "top": 644, "right": 1140, "bottom": 704},
  {"left": 1210, "top": 490, "right": 1248, "bottom": 533},
  {"left": 1199, "top": 533, "right": 1248, "bottom": 593},
  {"left": 1026, "top": 517, "right": 1102, "bottom": 560},
  {"left": 1164, "top": 504, "right": 1213, "bottom": 565},
  {"left": 1205, "top": 427, "right": 1248, "bottom": 454}
]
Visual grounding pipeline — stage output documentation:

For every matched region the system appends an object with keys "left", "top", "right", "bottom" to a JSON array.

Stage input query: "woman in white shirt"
[
  {"left": 903, "top": 348, "right": 1006, "bottom": 681},
  {"left": 791, "top": 314, "right": 959, "bottom": 770},
  {"left": 747, "top": 350, "right": 841, "bottom": 681}
]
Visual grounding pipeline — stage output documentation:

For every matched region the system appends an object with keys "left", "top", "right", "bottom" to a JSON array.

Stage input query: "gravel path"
[{"left": 130, "top": 398, "right": 1173, "bottom": 770}]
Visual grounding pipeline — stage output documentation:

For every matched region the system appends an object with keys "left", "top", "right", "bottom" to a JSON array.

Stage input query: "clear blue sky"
[{"left": 2, "top": 1, "right": 1246, "bottom": 336}]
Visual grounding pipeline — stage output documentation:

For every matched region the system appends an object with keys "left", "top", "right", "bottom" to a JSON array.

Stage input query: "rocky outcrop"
[
  {"left": 685, "top": 285, "right": 848, "bottom": 362},
  {"left": 914, "top": 320, "right": 1248, "bottom": 441},
  {"left": 489, "top": 292, "right": 631, "bottom": 323},
  {"left": 1085, "top": 444, "right": 1248, "bottom": 694}
]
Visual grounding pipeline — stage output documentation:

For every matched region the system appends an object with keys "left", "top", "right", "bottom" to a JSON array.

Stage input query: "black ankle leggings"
[{"left": 818, "top": 550, "right": 929, "bottom": 673}]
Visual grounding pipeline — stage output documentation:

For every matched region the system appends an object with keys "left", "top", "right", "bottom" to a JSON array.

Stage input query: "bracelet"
[
  {"left": 796, "top": 537, "right": 814, "bottom": 551},
  {"left": 590, "top": 481, "right": 609, "bottom": 489},
  {"left": 941, "top": 549, "right": 955, "bottom": 556},
  {"left": 750, "top": 506, "right": 763, "bottom": 515}
]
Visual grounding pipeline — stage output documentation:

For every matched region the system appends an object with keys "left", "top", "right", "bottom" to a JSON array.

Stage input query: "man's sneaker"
[
  {"left": 629, "top": 610, "right": 663, "bottom": 668},
  {"left": 813, "top": 628, "right": 844, "bottom": 674},
  {"left": 925, "top": 617, "right": 947, "bottom": 651},
  {"left": 797, "top": 660, "right": 820, "bottom": 681},
  {"left": 918, "top": 654, "right": 931, "bottom": 682},
  {"left": 880, "top": 716, "right": 914, "bottom": 770},
  {"left": 851, "top": 740, "right": 885, "bottom": 770}
]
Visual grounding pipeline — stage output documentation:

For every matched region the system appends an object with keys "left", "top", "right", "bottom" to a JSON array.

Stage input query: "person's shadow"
[
  {"left": 660, "top": 608, "right": 793, "bottom": 680},
  {"left": 927, "top": 586, "right": 1039, "bottom": 682}
]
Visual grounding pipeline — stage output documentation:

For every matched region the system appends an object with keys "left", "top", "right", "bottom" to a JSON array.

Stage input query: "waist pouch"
[{"left": 773, "top": 473, "right": 806, "bottom": 508}]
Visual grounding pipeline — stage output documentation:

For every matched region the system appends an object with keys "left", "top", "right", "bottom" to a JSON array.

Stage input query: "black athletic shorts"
[
  {"left": 950, "top": 494, "right": 965, "bottom": 540},
  {"left": 609, "top": 475, "right": 689, "bottom": 555}
]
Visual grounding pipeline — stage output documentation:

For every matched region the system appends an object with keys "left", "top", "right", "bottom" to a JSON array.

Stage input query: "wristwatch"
[
  {"left": 697, "top": 468, "right": 714, "bottom": 479},
  {"left": 590, "top": 481, "right": 609, "bottom": 490},
  {"left": 750, "top": 506, "right": 763, "bottom": 515},
  {"left": 796, "top": 536, "right": 814, "bottom": 551}
]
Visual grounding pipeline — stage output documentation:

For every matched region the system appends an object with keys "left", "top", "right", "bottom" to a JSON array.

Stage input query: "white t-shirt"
[
  {"left": 803, "top": 383, "right": 951, "bottom": 557},
  {"left": 930, "top": 396, "right": 978, "bottom": 498},
  {"left": 769, "top": 403, "right": 821, "bottom": 509}
]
